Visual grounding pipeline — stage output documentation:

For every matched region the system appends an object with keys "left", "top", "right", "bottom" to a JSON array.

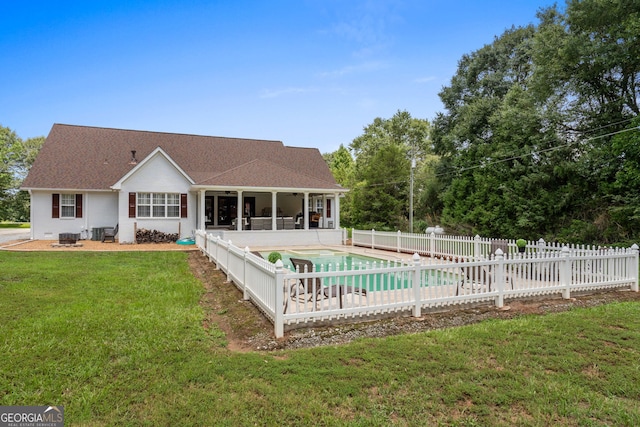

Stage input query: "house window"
[
  {"left": 137, "top": 193, "right": 151, "bottom": 217},
  {"left": 52, "top": 193, "right": 82, "bottom": 218},
  {"left": 167, "top": 194, "right": 180, "bottom": 217},
  {"left": 60, "top": 194, "right": 76, "bottom": 218},
  {"left": 137, "top": 192, "right": 180, "bottom": 218},
  {"left": 153, "top": 193, "right": 165, "bottom": 217}
]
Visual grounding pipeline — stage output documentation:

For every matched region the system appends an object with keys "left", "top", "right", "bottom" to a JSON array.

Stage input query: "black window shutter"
[
  {"left": 180, "top": 193, "right": 188, "bottom": 218},
  {"left": 129, "top": 193, "right": 136, "bottom": 218},
  {"left": 52, "top": 194, "right": 60, "bottom": 218},
  {"left": 75, "top": 194, "right": 83, "bottom": 218}
]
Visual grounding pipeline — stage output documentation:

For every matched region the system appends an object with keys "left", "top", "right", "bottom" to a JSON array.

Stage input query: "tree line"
[
  {"left": 326, "top": 0, "right": 640, "bottom": 246},
  {"left": 0, "top": 126, "right": 43, "bottom": 222}
]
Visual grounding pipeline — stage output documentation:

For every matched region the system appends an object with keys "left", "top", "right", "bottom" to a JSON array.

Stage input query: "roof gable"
[
  {"left": 22, "top": 124, "right": 342, "bottom": 191},
  {"left": 111, "top": 147, "right": 194, "bottom": 189}
]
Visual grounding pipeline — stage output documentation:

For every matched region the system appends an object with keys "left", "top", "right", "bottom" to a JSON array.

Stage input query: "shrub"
[{"left": 268, "top": 252, "right": 282, "bottom": 264}]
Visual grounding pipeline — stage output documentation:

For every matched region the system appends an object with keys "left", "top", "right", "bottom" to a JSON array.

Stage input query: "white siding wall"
[
  {"left": 86, "top": 192, "right": 119, "bottom": 238},
  {"left": 29, "top": 190, "right": 117, "bottom": 240},
  {"left": 118, "top": 153, "right": 195, "bottom": 243}
]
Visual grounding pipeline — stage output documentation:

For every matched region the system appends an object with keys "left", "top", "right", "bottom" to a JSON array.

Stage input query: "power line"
[
  {"left": 352, "top": 124, "right": 640, "bottom": 188},
  {"left": 581, "top": 117, "right": 637, "bottom": 135},
  {"left": 439, "top": 125, "right": 640, "bottom": 177}
]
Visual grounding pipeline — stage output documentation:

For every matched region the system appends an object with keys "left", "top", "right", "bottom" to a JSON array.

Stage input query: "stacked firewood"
[{"left": 136, "top": 228, "right": 179, "bottom": 243}]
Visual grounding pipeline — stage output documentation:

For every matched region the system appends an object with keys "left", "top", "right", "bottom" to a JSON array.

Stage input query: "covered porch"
[{"left": 192, "top": 186, "right": 346, "bottom": 247}]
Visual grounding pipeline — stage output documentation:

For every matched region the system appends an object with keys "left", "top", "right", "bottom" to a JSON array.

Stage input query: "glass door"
[{"left": 218, "top": 196, "right": 237, "bottom": 225}]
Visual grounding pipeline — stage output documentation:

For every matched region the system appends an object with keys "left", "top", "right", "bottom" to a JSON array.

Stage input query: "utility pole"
[{"left": 409, "top": 157, "right": 415, "bottom": 233}]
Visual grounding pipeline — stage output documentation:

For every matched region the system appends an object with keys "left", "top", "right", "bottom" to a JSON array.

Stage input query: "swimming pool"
[
  {"left": 260, "top": 249, "right": 457, "bottom": 291},
  {"left": 261, "top": 249, "right": 390, "bottom": 270}
]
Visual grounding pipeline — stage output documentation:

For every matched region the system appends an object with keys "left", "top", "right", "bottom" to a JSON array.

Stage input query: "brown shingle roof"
[{"left": 22, "top": 124, "right": 343, "bottom": 191}]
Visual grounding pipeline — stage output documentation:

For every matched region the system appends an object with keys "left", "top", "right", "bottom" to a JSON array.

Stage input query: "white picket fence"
[
  {"left": 352, "top": 229, "right": 617, "bottom": 258},
  {"left": 195, "top": 229, "right": 639, "bottom": 338}
]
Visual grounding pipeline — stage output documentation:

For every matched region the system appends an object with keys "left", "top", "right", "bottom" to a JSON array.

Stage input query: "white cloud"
[
  {"left": 317, "top": 61, "right": 387, "bottom": 78},
  {"left": 414, "top": 76, "right": 437, "bottom": 84},
  {"left": 259, "top": 87, "right": 318, "bottom": 99}
]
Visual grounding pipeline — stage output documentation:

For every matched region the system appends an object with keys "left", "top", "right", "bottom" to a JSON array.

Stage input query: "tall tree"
[
  {"left": 433, "top": 25, "right": 575, "bottom": 238},
  {"left": 532, "top": 0, "right": 640, "bottom": 242},
  {"left": 324, "top": 145, "right": 355, "bottom": 226},
  {"left": 433, "top": 1, "right": 639, "bottom": 243},
  {"left": 0, "top": 127, "right": 45, "bottom": 221},
  {"left": 0, "top": 126, "right": 21, "bottom": 220},
  {"left": 607, "top": 117, "right": 640, "bottom": 241},
  {"left": 350, "top": 143, "right": 410, "bottom": 228},
  {"left": 348, "top": 110, "right": 430, "bottom": 231},
  {"left": 325, "top": 144, "right": 354, "bottom": 187}
]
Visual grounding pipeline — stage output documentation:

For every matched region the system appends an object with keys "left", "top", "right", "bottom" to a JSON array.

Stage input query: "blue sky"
[{"left": 2, "top": 0, "right": 556, "bottom": 153}]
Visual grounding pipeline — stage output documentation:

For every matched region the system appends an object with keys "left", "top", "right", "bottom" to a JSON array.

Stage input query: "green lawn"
[
  {"left": 1, "top": 251, "right": 639, "bottom": 426},
  {"left": 0, "top": 222, "right": 30, "bottom": 228}
]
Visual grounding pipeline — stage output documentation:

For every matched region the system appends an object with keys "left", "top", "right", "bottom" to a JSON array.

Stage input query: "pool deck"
[{"left": 251, "top": 244, "right": 430, "bottom": 264}]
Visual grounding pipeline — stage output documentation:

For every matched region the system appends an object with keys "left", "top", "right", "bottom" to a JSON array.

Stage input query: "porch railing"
[{"left": 195, "top": 229, "right": 639, "bottom": 338}]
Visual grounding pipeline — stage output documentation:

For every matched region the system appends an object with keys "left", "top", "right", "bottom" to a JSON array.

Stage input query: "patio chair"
[
  {"left": 456, "top": 264, "right": 493, "bottom": 295},
  {"left": 102, "top": 224, "right": 118, "bottom": 243},
  {"left": 288, "top": 257, "right": 367, "bottom": 311},
  {"left": 456, "top": 251, "right": 512, "bottom": 295},
  {"left": 490, "top": 239, "right": 509, "bottom": 259}
]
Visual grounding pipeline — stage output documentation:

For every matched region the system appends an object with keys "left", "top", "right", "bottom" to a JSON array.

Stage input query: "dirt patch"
[{"left": 189, "top": 251, "right": 640, "bottom": 352}]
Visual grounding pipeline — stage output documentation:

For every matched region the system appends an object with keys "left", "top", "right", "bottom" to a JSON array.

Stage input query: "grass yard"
[
  {"left": 1, "top": 251, "right": 639, "bottom": 426},
  {"left": 0, "top": 222, "right": 30, "bottom": 228}
]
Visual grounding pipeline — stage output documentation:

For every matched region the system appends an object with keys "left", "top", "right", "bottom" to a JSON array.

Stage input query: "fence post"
[
  {"left": 430, "top": 232, "right": 436, "bottom": 257},
  {"left": 474, "top": 235, "right": 481, "bottom": 260},
  {"left": 412, "top": 253, "right": 422, "bottom": 317},
  {"left": 205, "top": 233, "right": 213, "bottom": 262},
  {"left": 397, "top": 230, "right": 402, "bottom": 253},
  {"left": 243, "top": 247, "right": 250, "bottom": 300},
  {"left": 225, "top": 240, "right": 232, "bottom": 282},
  {"left": 494, "top": 249, "right": 505, "bottom": 308},
  {"left": 560, "top": 246, "right": 571, "bottom": 299},
  {"left": 214, "top": 236, "right": 220, "bottom": 269},
  {"left": 372, "top": 229, "right": 376, "bottom": 250},
  {"left": 538, "top": 238, "right": 546, "bottom": 255},
  {"left": 274, "top": 260, "right": 285, "bottom": 338},
  {"left": 631, "top": 244, "right": 639, "bottom": 292}
]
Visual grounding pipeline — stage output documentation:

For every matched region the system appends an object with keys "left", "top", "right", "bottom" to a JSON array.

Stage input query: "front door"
[
  {"left": 218, "top": 196, "right": 236, "bottom": 225},
  {"left": 205, "top": 196, "right": 215, "bottom": 227}
]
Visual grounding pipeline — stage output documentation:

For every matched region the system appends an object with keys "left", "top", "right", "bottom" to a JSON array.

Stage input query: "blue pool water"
[
  {"left": 266, "top": 249, "right": 388, "bottom": 270},
  {"left": 260, "top": 249, "right": 457, "bottom": 291}
]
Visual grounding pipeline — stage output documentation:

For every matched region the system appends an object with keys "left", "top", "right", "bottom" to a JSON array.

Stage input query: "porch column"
[
  {"left": 304, "top": 193, "right": 309, "bottom": 230},
  {"left": 236, "top": 190, "right": 243, "bottom": 230},
  {"left": 271, "top": 191, "right": 277, "bottom": 230},
  {"left": 322, "top": 194, "right": 327, "bottom": 228},
  {"left": 335, "top": 193, "right": 341, "bottom": 229},
  {"left": 199, "top": 190, "right": 206, "bottom": 231},
  {"left": 213, "top": 195, "right": 219, "bottom": 226}
]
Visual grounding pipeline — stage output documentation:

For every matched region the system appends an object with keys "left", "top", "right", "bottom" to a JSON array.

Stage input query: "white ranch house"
[{"left": 22, "top": 124, "right": 346, "bottom": 246}]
